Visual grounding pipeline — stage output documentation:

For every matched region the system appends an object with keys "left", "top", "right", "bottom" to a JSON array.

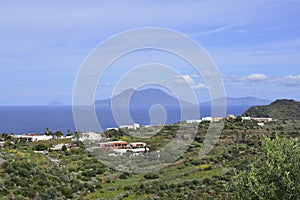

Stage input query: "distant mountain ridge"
[
  {"left": 48, "top": 101, "right": 65, "bottom": 106},
  {"left": 243, "top": 99, "right": 300, "bottom": 119},
  {"left": 201, "top": 96, "right": 271, "bottom": 106},
  {"left": 95, "top": 88, "right": 272, "bottom": 108},
  {"left": 95, "top": 88, "right": 191, "bottom": 108}
]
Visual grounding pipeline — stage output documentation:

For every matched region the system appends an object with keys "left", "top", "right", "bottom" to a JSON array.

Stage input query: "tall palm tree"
[
  {"left": 45, "top": 128, "right": 50, "bottom": 135},
  {"left": 75, "top": 129, "right": 81, "bottom": 146}
]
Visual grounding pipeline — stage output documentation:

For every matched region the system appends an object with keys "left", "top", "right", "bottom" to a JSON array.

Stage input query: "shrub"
[
  {"left": 82, "top": 170, "right": 96, "bottom": 177},
  {"left": 190, "top": 160, "right": 202, "bottom": 166},
  {"left": 61, "top": 145, "right": 67, "bottom": 151},
  {"left": 34, "top": 144, "right": 48, "bottom": 151},
  {"left": 203, "top": 178, "right": 210, "bottom": 184},
  {"left": 144, "top": 172, "right": 159, "bottom": 179},
  {"left": 227, "top": 136, "right": 300, "bottom": 200},
  {"left": 119, "top": 172, "right": 129, "bottom": 179},
  {"left": 198, "top": 164, "right": 212, "bottom": 170}
]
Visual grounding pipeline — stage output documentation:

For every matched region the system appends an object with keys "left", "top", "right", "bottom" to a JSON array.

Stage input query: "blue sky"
[{"left": 1, "top": 0, "right": 300, "bottom": 105}]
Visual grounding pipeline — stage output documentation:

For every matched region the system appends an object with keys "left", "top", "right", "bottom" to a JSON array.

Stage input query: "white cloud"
[
  {"left": 161, "top": 74, "right": 206, "bottom": 90},
  {"left": 286, "top": 74, "right": 300, "bottom": 79},
  {"left": 181, "top": 75, "right": 195, "bottom": 85},
  {"left": 190, "top": 23, "right": 241, "bottom": 37},
  {"left": 192, "top": 84, "right": 206, "bottom": 89},
  {"left": 247, "top": 73, "right": 267, "bottom": 81}
]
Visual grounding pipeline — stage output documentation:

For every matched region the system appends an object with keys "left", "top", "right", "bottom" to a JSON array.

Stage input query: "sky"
[{"left": 1, "top": 0, "right": 300, "bottom": 105}]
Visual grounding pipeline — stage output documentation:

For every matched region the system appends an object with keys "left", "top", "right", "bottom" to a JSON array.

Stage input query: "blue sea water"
[{"left": 0, "top": 105, "right": 251, "bottom": 134}]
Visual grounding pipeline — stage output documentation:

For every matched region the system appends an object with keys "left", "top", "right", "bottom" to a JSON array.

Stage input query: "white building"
[
  {"left": 110, "top": 147, "right": 149, "bottom": 156},
  {"left": 129, "top": 142, "right": 146, "bottom": 148},
  {"left": 252, "top": 118, "right": 273, "bottom": 122},
  {"left": 212, "top": 117, "right": 223, "bottom": 122},
  {"left": 242, "top": 117, "right": 251, "bottom": 120},
  {"left": 119, "top": 123, "right": 140, "bottom": 130},
  {"left": 106, "top": 127, "right": 119, "bottom": 131},
  {"left": 186, "top": 119, "right": 202, "bottom": 124},
  {"left": 257, "top": 122, "right": 265, "bottom": 126},
  {"left": 79, "top": 132, "right": 102, "bottom": 141},
  {"left": 65, "top": 135, "right": 74, "bottom": 139},
  {"left": 241, "top": 116, "right": 273, "bottom": 123},
  {"left": 13, "top": 134, "right": 53, "bottom": 142},
  {"left": 201, "top": 117, "right": 213, "bottom": 121}
]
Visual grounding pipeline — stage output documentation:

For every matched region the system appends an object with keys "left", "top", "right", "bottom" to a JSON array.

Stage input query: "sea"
[{"left": 0, "top": 105, "right": 251, "bottom": 134}]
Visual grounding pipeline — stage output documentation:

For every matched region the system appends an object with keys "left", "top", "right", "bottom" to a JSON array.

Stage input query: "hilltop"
[{"left": 243, "top": 99, "right": 300, "bottom": 119}]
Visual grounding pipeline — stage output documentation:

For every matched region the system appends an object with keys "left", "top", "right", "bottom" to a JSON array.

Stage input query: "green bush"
[
  {"left": 34, "top": 144, "right": 48, "bottom": 151},
  {"left": 119, "top": 172, "right": 129, "bottom": 179},
  {"left": 227, "top": 136, "right": 300, "bottom": 200},
  {"left": 144, "top": 172, "right": 159, "bottom": 179}
]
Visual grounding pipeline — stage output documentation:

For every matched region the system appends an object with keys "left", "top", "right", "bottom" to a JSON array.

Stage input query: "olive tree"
[{"left": 227, "top": 136, "right": 300, "bottom": 200}]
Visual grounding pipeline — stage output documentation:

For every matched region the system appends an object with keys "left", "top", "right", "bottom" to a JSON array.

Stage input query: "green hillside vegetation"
[
  {"left": 0, "top": 118, "right": 299, "bottom": 199},
  {"left": 243, "top": 99, "right": 300, "bottom": 119}
]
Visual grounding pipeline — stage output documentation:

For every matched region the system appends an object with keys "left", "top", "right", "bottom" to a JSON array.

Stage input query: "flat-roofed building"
[
  {"left": 202, "top": 117, "right": 213, "bottom": 121},
  {"left": 98, "top": 141, "right": 129, "bottom": 149},
  {"left": 186, "top": 119, "right": 202, "bottom": 124}
]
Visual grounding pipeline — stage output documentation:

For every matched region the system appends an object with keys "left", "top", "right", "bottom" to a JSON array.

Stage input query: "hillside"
[
  {"left": 1, "top": 119, "right": 300, "bottom": 199},
  {"left": 243, "top": 99, "right": 300, "bottom": 119}
]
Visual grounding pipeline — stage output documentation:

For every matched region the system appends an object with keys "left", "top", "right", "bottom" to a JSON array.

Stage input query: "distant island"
[
  {"left": 201, "top": 96, "right": 271, "bottom": 106},
  {"left": 243, "top": 99, "right": 300, "bottom": 119},
  {"left": 95, "top": 88, "right": 191, "bottom": 107},
  {"left": 95, "top": 88, "right": 272, "bottom": 107}
]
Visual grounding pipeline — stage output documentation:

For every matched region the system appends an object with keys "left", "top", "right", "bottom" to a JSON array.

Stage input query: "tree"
[
  {"left": 74, "top": 129, "right": 81, "bottom": 146},
  {"left": 54, "top": 131, "right": 63, "bottom": 138},
  {"left": 235, "top": 116, "right": 243, "bottom": 122},
  {"left": 45, "top": 128, "right": 52, "bottom": 136},
  {"left": 67, "top": 129, "right": 72, "bottom": 136},
  {"left": 227, "top": 136, "right": 300, "bottom": 200},
  {"left": 1, "top": 133, "right": 10, "bottom": 140},
  {"left": 61, "top": 145, "right": 67, "bottom": 152}
]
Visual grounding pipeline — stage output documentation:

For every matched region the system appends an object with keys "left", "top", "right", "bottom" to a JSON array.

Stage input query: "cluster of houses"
[
  {"left": 186, "top": 117, "right": 223, "bottom": 123},
  {"left": 241, "top": 117, "right": 273, "bottom": 122},
  {"left": 186, "top": 116, "right": 225, "bottom": 123},
  {"left": 12, "top": 133, "right": 73, "bottom": 142},
  {"left": 241, "top": 116, "right": 273, "bottom": 126},
  {"left": 3, "top": 116, "right": 274, "bottom": 155},
  {"left": 69, "top": 130, "right": 148, "bottom": 156},
  {"left": 186, "top": 115, "right": 273, "bottom": 127}
]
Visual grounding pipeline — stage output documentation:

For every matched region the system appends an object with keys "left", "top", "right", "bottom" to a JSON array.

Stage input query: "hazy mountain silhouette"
[
  {"left": 95, "top": 88, "right": 271, "bottom": 108},
  {"left": 95, "top": 88, "right": 192, "bottom": 108},
  {"left": 201, "top": 96, "right": 271, "bottom": 106},
  {"left": 48, "top": 101, "right": 65, "bottom": 106}
]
